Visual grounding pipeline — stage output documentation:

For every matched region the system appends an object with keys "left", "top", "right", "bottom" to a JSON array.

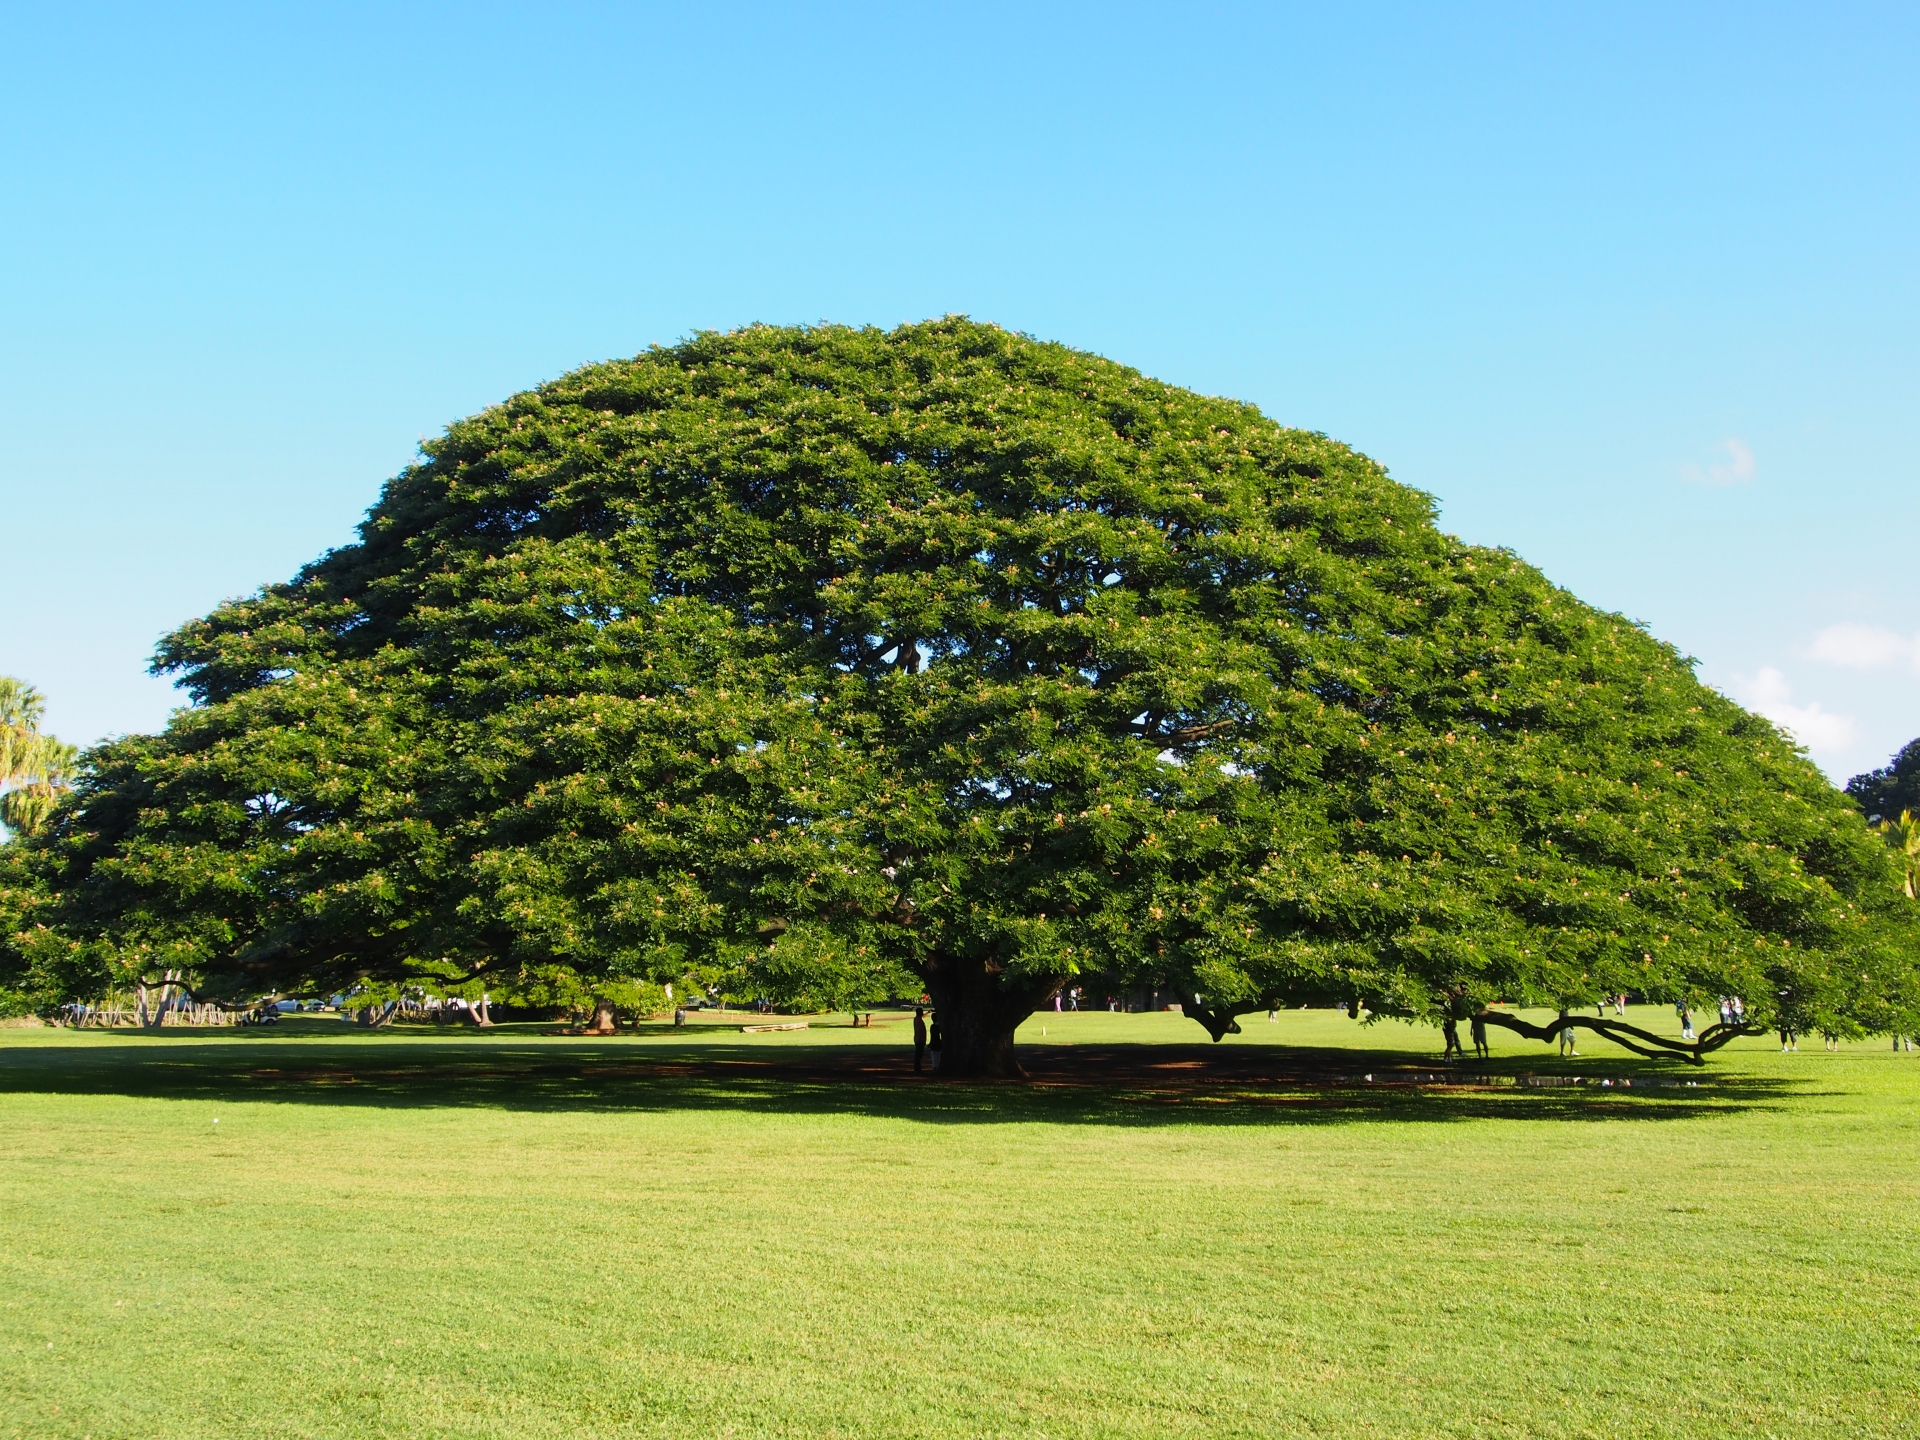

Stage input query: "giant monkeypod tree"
[{"left": 13, "top": 320, "right": 1919, "bottom": 1071}]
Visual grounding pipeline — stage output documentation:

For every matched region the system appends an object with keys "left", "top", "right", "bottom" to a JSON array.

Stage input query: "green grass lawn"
[{"left": 2, "top": 1007, "right": 1916, "bottom": 1439}]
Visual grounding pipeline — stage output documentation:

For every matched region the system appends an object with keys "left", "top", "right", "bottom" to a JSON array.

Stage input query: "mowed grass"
[{"left": 2, "top": 1008, "right": 1916, "bottom": 1439}]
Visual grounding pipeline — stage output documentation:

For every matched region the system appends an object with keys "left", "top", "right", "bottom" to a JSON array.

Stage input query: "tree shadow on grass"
[{"left": 0, "top": 1020, "right": 1810, "bottom": 1127}]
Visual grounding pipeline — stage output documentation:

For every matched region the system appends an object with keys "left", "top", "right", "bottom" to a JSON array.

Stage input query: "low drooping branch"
[
  {"left": 1170, "top": 993, "right": 1770, "bottom": 1066},
  {"left": 1477, "top": 1010, "right": 1767, "bottom": 1066},
  {"left": 1175, "top": 990, "right": 1372, "bottom": 1043},
  {"left": 130, "top": 977, "right": 274, "bottom": 1013},
  {"left": 1171, "top": 990, "right": 1244, "bottom": 1041}
]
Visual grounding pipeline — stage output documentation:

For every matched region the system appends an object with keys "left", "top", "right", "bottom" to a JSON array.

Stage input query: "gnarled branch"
[{"left": 1477, "top": 1010, "right": 1766, "bottom": 1067}]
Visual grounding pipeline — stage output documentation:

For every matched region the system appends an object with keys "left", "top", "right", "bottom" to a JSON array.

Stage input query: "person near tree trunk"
[{"left": 912, "top": 1008, "right": 927, "bottom": 1073}]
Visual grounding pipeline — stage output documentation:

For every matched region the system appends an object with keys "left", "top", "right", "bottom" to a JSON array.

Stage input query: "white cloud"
[
  {"left": 1729, "top": 666, "right": 1857, "bottom": 753},
  {"left": 1808, "top": 623, "right": 1920, "bottom": 672},
  {"left": 1680, "top": 437, "right": 1756, "bottom": 486}
]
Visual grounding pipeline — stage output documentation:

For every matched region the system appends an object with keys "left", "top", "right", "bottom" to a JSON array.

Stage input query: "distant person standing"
[
  {"left": 1559, "top": 1021, "right": 1579, "bottom": 1057},
  {"left": 912, "top": 1007, "right": 927, "bottom": 1074},
  {"left": 928, "top": 1017, "right": 943, "bottom": 1072},
  {"left": 1442, "top": 1014, "right": 1464, "bottom": 1060},
  {"left": 1470, "top": 1012, "right": 1489, "bottom": 1060},
  {"left": 1679, "top": 1004, "right": 1695, "bottom": 1041}
]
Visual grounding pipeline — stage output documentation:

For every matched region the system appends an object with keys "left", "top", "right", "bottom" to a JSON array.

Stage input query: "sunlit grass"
[{"left": 2, "top": 1008, "right": 1915, "bottom": 1438}]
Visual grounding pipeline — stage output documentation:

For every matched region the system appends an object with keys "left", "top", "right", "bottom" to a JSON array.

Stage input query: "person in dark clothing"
[
  {"left": 913, "top": 1007, "right": 927, "bottom": 1073},
  {"left": 1442, "top": 1014, "right": 1464, "bottom": 1060},
  {"left": 928, "top": 1017, "right": 943, "bottom": 1072}
]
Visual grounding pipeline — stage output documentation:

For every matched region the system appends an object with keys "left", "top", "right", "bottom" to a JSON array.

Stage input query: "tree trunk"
[
  {"left": 921, "top": 955, "right": 1056, "bottom": 1079},
  {"left": 137, "top": 970, "right": 180, "bottom": 1029},
  {"left": 582, "top": 998, "right": 618, "bottom": 1034}
]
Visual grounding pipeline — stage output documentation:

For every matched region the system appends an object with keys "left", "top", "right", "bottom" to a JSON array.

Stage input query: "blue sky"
[{"left": 3, "top": 2, "right": 1915, "bottom": 781}]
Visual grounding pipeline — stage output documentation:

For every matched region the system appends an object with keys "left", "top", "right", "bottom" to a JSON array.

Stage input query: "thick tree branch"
[
  {"left": 1171, "top": 988, "right": 1244, "bottom": 1041},
  {"left": 1130, "top": 718, "right": 1237, "bottom": 746},
  {"left": 1477, "top": 1010, "right": 1767, "bottom": 1066}
]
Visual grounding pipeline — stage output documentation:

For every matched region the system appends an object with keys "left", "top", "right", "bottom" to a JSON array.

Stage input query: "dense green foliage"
[{"left": 4, "top": 320, "right": 1916, "bottom": 1066}]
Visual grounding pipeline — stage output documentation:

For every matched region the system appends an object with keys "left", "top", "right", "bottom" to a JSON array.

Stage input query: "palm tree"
[
  {"left": 0, "top": 677, "right": 75, "bottom": 838},
  {"left": 1878, "top": 809, "right": 1920, "bottom": 900},
  {"left": 0, "top": 676, "right": 47, "bottom": 728},
  {"left": 0, "top": 677, "right": 48, "bottom": 787},
  {"left": 1, "top": 736, "right": 79, "bottom": 836}
]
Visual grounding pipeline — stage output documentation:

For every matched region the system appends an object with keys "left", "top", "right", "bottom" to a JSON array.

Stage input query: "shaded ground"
[{"left": 0, "top": 1010, "right": 1794, "bottom": 1127}]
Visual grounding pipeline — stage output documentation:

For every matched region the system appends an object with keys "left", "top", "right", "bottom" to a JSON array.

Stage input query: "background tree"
[
  {"left": 746, "top": 921, "right": 918, "bottom": 1022},
  {"left": 0, "top": 678, "right": 78, "bottom": 837},
  {"left": 1875, "top": 810, "right": 1920, "bottom": 900},
  {"left": 13, "top": 322, "right": 1920, "bottom": 1068},
  {"left": 0, "top": 679, "right": 86, "bottom": 1013},
  {"left": 1, "top": 739, "right": 80, "bottom": 838},
  {"left": 0, "top": 677, "right": 46, "bottom": 743},
  {"left": 1847, "top": 738, "right": 1920, "bottom": 823}
]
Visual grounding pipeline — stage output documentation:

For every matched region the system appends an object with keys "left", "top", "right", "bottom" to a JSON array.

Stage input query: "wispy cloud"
[
  {"left": 1808, "top": 623, "right": 1920, "bottom": 672},
  {"left": 1730, "top": 667, "right": 1856, "bottom": 753},
  {"left": 1680, "top": 437, "right": 1756, "bottom": 487}
]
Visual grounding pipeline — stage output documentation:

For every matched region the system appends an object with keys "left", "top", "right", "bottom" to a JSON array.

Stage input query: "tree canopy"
[{"left": 5, "top": 320, "right": 1917, "bottom": 1069}]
